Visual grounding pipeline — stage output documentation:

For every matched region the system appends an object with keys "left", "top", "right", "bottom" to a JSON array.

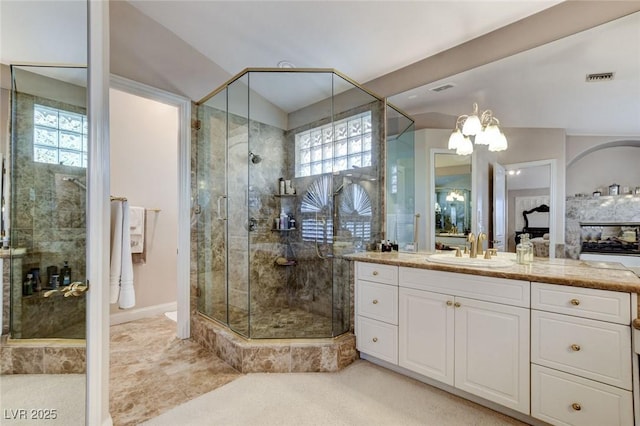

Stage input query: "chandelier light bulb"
[
  {"left": 474, "top": 127, "right": 490, "bottom": 145},
  {"left": 461, "top": 114, "right": 481, "bottom": 136},
  {"left": 448, "top": 129, "right": 464, "bottom": 150},
  {"left": 456, "top": 136, "right": 474, "bottom": 156},
  {"left": 489, "top": 131, "right": 508, "bottom": 152}
]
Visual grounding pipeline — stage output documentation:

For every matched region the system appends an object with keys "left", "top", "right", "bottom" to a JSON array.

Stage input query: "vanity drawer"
[
  {"left": 531, "top": 364, "right": 633, "bottom": 426},
  {"left": 356, "top": 262, "right": 398, "bottom": 286},
  {"left": 532, "top": 310, "right": 632, "bottom": 390},
  {"left": 400, "top": 267, "right": 529, "bottom": 308},
  {"left": 531, "top": 282, "right": 630, "bottom": 324},
  {"left": 356, "top": 280, "right": 398, "bottom": 325},
  {"left": 356, "top": 316, "right": 398, "bottom": 364}
]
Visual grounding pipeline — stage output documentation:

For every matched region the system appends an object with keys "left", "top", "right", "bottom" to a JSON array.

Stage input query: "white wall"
[
  {"left": 109, "top": 88, "right": 178, "bottom": 314},
  {"left": 566, "top": 135, "right": 640, "bottom": 196}
]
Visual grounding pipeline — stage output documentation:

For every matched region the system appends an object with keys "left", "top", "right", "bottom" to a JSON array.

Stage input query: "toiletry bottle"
[
  {"left": 516, "top": 234, "right": 533, "bottom": 264},
  {"left": 23, "top": 274, "right": 33, "bottom": 296},
  {"left": 61, "top": 261, "right": 71, "bottom": 286},
  {"left": 30, "top": 268, "right": 42, "bottom": 292},
  {"left": 279, "top": 178, "right": 285, "bottom": 195}
]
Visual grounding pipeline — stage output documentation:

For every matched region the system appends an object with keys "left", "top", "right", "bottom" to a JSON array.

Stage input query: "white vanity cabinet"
[
  {"left": 355, "top": 262, "right": 398, "bottom": 364},
  {"left": 531, "top": 282, "right": 634, "bottom": 426},
  {"left": 398, "top": 268, "right": 530, "bottom": 414}
]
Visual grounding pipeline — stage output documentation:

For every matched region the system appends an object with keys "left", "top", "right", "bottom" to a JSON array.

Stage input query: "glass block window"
[
  {"left": 295, "top": 111, "right": 372, "bottom": 177},
  {"left": 33, "top": 104, "right": 88, "bottom": 168}
]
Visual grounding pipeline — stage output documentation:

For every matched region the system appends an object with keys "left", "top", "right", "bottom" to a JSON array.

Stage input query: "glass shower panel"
[
  {"left": 331, "top": 74, "right": 384, "bottom": 336},
  {"left": 226, "top": 74, "right": 250, "bottom": 336},
  {"left": 196, "top": 88, "right": 228, "bottom": 326},
  {"left": 9, "top": 65, "right": 88, "bottom": 339},
  {"left": 386, "top": 104, "right": 416, "bottom": 250}
]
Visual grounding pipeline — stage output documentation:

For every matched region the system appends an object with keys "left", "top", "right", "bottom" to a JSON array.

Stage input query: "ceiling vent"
[
  {"left": 586, "top": 72, "right": 614, "bottom": 82},
  {"left": 430, "top": 83, "right": 455, "bottom": 92}
]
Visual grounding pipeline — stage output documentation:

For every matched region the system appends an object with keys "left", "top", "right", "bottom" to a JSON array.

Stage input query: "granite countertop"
[{"left": 344, "top": 251, "right": 640, "bottom": 294}]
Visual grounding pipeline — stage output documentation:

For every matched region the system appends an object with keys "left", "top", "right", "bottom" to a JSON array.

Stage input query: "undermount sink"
[{"left": 427, "top": 252, "right": 515, "bottom": 268}]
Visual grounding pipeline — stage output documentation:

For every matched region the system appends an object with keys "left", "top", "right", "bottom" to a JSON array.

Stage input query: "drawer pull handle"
[
  {"left": 372, "top": 337, "right": 378, "bottom": 343},
  {"left": 571, "top": 403, "right": 582, "bottom": 411},
  {"left": 372, "top": 299, "right": 379, "bottom": 305},
  {"left": 570, "top": 298, "right": 580, "bottom": 306},
  {"left": 372, "top": 271, "right": 379, "bottom": 276},
  {"left": 571, "top": 344, "right": 581, "bottom": 352},
  {"left": 446, "top": 300, "right": 453, "bottom": 306},
  {"left": 454, "top": 302, "right": 461, "bottom": 308}
]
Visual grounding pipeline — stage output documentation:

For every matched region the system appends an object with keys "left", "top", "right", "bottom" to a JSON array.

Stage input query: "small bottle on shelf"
[{"left": 23, "top": 274, "right": 34, "bottom": 296}]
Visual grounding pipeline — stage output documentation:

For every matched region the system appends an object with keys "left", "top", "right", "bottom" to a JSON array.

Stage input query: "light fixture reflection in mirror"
[{"left": 448, "top": 103, "right": 508, "bottom": 155}]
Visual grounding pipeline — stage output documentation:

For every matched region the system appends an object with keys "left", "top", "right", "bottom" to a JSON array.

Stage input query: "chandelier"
[
  {"left": 445, "top": 190, "right": 465, "bottom": 202},
  {"left": 448, "top": 103, "right": 508, "bottom": 155}
]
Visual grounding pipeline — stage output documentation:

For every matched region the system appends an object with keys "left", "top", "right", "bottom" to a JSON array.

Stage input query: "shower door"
[{"left": 196, "top": 74, "right": 251, "bottom": 336}]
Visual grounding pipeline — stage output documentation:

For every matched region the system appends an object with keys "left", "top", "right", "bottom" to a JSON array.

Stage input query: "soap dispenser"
[
  {"left": 516, "top": 234, "right": 533, "bottom": 265},
  {"left": 60, "top": 261, "right": 72, "bottom": 286}
]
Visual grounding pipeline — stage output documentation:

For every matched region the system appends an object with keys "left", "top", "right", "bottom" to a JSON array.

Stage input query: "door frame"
[
  {"left": 87, "top": 3, "right": 191, "bottom": 423},
  {"left": 109, "top": 74, "right": 191, "bottom": 339}
]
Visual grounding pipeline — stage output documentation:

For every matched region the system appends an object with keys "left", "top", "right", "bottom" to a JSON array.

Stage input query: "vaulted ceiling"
[{"left": 2, "top": 1, "right": 639, "bottom": 135}]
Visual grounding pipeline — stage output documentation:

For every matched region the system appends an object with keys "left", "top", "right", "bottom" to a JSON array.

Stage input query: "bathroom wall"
[
  {"left": 109, "top": 88, "right": 179, "bottom": 315},
  {"left": 566, "top": 145, "right": 640, "bottom": 196}
]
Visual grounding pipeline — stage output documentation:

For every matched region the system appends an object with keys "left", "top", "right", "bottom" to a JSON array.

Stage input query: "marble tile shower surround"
[
  {"left": 565, "top": 195, "right": 640, "bottom": 259},
  {"left": 7, "top": 91, "right": 87, "bottom": 339}
]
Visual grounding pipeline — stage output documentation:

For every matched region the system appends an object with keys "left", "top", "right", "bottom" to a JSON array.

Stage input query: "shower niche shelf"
[
  {"left": 274, "top": 194, "right": 297, "bottom": 198},
  {"left": 271, "top": 228, "right": 296, "bottom": 232}
]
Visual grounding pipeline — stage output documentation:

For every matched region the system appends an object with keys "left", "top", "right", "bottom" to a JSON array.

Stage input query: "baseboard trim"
[{"left": 110, "top": 302, "right": 177, "bottom": 326}]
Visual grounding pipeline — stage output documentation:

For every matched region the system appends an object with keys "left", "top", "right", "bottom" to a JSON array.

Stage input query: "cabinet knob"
[
  {"left": 571, "top": 403, "right": 582, "bottom": 411},
  {"left": 446, "top": 300, "right": 453, "bottom": 306},
  {"left": 454, "top": 302, "right": 461, "bottom": 308},
  {"left": 570, "top": 298, "right": 580, "bottom": 306},
  {"left": 372, "top": 299, "right": 379, "bottom": 305},
  {"left": 372, "top": 271, "right": 379, "bottom": 276},
  {"left": 571, "top": 344, "right": 581, "bottom": 352},
  {"left": 372, "top": 337, "right": 378, "bottom": 343}
]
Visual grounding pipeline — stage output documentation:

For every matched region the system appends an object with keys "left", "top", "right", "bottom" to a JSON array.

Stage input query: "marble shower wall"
[
  {"left": 565, "top": 194, "right": 640, "bottom": 259},
  {"left": 6, "top": 92, "right": 86, "bottom": 339}
]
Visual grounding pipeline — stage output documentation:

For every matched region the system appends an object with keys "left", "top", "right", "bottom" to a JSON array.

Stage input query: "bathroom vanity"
[{"left": 347, "top": 252, "right": 640, "bottom": 426}]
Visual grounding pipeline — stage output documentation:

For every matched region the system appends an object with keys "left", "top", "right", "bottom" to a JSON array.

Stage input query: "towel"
[
  {"left": 110, "top": 200, "right": 135, "bottom": 309},
  {"left": 129, "top": 206, "right": 145, "bottom": 254}
]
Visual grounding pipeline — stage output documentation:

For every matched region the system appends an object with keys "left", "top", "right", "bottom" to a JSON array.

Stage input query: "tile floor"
[{"left": 109, "top": 314, "right": 241, "bottom": 425}]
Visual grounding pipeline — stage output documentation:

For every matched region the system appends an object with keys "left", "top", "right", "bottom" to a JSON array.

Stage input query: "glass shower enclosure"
[
  {"left": 6, "top": 65, "right": 87, "bottom": 340},
  {"left": 194, "top": 69, "right": 401, "bottom": 339}
]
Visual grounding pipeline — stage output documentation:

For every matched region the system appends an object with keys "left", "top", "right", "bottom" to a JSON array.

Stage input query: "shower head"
[
  {"left": 249, "top": 152, "right": 262, "bottom": 164},
  {"left": 62, "top": 177, "right": 87, "bottom": 190}
]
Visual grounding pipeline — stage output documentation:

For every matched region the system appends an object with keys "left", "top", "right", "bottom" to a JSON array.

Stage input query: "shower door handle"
[{"left": 217, "top": 195, "right": 227, "bottom": 221}]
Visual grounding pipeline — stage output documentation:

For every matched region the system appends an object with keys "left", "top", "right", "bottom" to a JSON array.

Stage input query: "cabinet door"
[
  {"left": 454, "top": 297, "right": 530, "bottom": 414},
  {"left": 399, "top": 288, "right": 454, "bottom": 386}
]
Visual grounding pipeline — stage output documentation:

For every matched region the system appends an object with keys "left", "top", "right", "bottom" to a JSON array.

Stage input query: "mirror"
[
  {"left": 390, "top": 12, "right": 640, "bottom": 256},
  {"left": 495, "top": 160, "right": 556, "bottom": 258},
  {"left": 431, "top": 151, "right": 471, "bottom": 250}
]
